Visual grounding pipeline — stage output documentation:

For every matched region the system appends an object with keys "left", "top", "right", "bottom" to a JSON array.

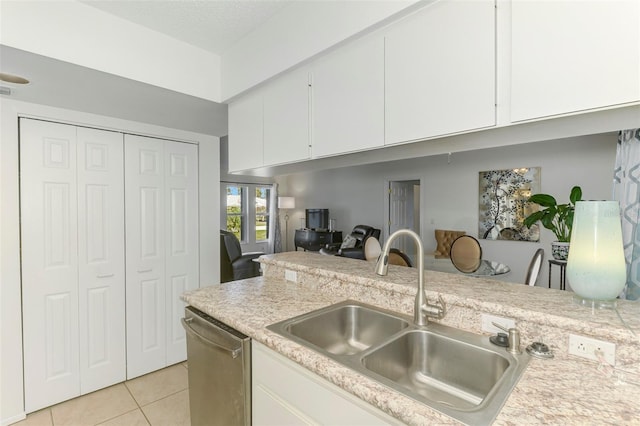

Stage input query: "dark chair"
[
  {"left": 388, "top": 248, "right": 413, "bottom": 267},
  {"left": 220, "top": 230, "right": 264, "bottom": 283},
  {"left": 450, "top": 235, "right": 482, "bottom": 273},
  {"left": 336, "top": 225, "right": 381, "bottom": 260},
  {"left": 525, "top": 248, "right": 544, "bottom": 286}
]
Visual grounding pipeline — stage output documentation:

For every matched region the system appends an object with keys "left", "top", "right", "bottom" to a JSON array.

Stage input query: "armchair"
[
  {"left": 220, "top": 230, "right": 264, "bottom": 283},
  {"left": 332, "top": 225, "right": 381, "bottom": 260},
  {"left": 433, "top": 229, "right": 466, "bottom": 259}
]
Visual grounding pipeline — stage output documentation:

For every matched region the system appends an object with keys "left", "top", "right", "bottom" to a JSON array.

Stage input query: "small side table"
[{"left": 548, "top": 259, "right": 567, "bottom": 290}]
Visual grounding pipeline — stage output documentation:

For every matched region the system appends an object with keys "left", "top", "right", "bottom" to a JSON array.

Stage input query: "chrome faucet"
[{"left": 375, "top": 229, "right": 446, "bottom": 326}]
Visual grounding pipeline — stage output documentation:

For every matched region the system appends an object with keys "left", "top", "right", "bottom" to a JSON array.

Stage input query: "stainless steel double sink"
[{"left": 267, "top": 300, "right": 530, "bottom": 425}]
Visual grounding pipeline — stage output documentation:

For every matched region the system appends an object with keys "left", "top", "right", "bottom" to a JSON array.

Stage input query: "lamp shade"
[
  {"left": 278, "top": 196, "right": 295, "bottom": 209},
  {"left": 566, "top": 201, "right": 626, "bottom": 304}
]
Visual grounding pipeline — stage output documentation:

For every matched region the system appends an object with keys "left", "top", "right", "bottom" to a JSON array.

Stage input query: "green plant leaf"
[
  {"left": 528, "top": 194, "right": 557, "bottom": 207},
  {"left": 523, "top": 211, "right": 543, "bottom": 228},
  {"left": 569, "top": 186, "right": 582, "bottom": 204}
]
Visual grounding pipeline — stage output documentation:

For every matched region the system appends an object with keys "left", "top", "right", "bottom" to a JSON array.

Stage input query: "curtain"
[
  {"left": 613, "top": 129, "right": 640, "bottom": 301},
  {"left": 268, "top": 183, "right": 282, "bottom": 254}
]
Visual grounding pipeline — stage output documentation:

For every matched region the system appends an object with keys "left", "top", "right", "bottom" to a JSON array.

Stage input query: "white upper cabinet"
[
  {"left": 311, "top": 36, "right": 385, "bottom": 158},
  {"left": 228, "top": 68, "right": 310, "bottom": 172},
  {"left": 263, "top": 68, "right": 311, "bottom": 166},
  {"left": 384, "top": 0, "right": 496, "bottom": 145},
  {"left": 228, "top": 91, "right": 263, "bottom": 172},
  {"left": 511, "top": 0, "right": 640, "bottom": 122}
]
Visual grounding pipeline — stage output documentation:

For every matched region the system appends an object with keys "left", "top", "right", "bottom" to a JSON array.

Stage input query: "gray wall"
[{"left": 275, "top": 132, "right": 618, "bottom": 287}]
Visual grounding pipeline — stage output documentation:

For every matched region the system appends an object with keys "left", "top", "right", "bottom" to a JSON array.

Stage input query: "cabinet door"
[
  {"left": 228, "top": 92, "right": 264, "bottom": 172},
  {"left": 21, "top": 119, "right": 81, "bottom": 412},
  {"left": 385, "top": 0, "right": 496, "bottom": 145},
  {"left": 164, "top": 141, "right": 199, "bottom": 365},
  {"left": 311, "top": 36, "right": 384, "bottom": 157},
  {"left": 77, "top": 127, "right": 126, "bottom": 394},
  {"left": 125, "top": 134, "right": 167, "bottom": 379},
  {"left": 252, "top": 342, "right": 398, "bottom": 425},
  {"left": 511, "top": 0, "right": 640, "bottom": 121},
  {"left": 263, "top": 68, "right": 310, "bottom": 166}
]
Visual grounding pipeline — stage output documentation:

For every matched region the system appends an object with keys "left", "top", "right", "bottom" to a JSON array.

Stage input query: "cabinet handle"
[
  {"left": 181, "top": 318, "right": 242, "bottom": 359},
  {"left": 137, "top": 268, "right": 152, "bottom": 273},
  {"left": 96, "top": 273, "right": 115, "bottom": 278}
]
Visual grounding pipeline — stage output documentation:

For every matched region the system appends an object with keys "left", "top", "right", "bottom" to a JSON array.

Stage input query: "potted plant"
[{"left": 523, "top": 186, "right": 583, "bottom": 260}]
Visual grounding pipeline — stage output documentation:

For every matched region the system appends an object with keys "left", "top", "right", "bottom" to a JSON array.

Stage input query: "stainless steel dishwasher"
[{"left": 182, "top": 306, "right": 251, "bottom": 426}]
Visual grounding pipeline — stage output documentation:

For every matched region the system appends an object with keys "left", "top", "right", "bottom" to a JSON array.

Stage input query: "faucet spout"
[{"left": 375, "top": 229, "right": 446, "bottom": 326}]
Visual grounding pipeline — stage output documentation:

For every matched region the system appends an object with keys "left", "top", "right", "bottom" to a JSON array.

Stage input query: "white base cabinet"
[{"left": 252, "top": 342, "right": 400, "bottom": 425}]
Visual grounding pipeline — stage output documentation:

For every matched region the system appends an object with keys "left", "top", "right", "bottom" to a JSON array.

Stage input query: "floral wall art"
[{"left": 478, "top": 167, "right": 541, "bottom": 241}]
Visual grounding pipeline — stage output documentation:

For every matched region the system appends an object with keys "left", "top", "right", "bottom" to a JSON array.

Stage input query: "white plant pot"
[{"left": 551, "top": 241, "right": 570, "bottom": 261}]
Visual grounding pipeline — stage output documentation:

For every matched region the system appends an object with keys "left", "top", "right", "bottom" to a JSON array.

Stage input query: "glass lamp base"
[{"left": 572, "top": 294, "right": 618, "bottom": 310}]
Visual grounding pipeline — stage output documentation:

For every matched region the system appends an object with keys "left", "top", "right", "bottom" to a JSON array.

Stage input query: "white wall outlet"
[
  {"left": 481, "top": 313, "right": 516, "bottom": 334},
  {"left": 568, "top": 334, "right": 615, "bottom": 366},
  {"left": 284, "top": 269, "right": 297, "bottom": 283}
]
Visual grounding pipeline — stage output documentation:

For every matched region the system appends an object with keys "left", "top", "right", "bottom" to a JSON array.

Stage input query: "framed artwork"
[{"left": 478, "top": 167, "right": 541, "bottom": 241}]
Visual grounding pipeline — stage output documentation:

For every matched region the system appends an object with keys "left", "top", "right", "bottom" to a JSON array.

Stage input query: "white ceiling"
[{"left": 79, "top": 0, "right": 294, "bottom": 55}]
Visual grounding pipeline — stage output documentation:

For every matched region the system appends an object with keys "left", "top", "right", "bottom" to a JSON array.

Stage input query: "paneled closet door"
[
  {"left": 21, "top": 119, "right": 80, "bottom": 412},
  {"left": 76, "top": 127, "right": 126, "bottom": 394},
  {"left": 125, "top": 134, "right": 167, "bottom": 379},
  {"left": 165, "top": 141, "right": 199, "bottom": 365}
]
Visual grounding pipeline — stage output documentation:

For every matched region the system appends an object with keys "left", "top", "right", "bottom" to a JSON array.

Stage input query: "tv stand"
[{"left": 294, "top": 229, "right": 342, "bottom": 252}]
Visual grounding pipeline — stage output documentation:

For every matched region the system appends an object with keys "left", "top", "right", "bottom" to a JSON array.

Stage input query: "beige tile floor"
[{"left": 16, "top": 363, "right": 190, "bottom": 426}]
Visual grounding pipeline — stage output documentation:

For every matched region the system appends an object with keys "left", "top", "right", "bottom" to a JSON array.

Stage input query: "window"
[
  {"left": 226, "top": 185, "right": 245, "bottom": 241},
  {"left": 255, "top": 186, "right": 271, "bottom": 242},
  {"left": 225, "top": 184, "right": 272, "bottom": 244}
]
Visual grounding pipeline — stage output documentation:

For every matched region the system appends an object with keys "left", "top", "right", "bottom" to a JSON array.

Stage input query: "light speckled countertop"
[{"left": 182, "top": 252, "right": 640, "bottom": 425}]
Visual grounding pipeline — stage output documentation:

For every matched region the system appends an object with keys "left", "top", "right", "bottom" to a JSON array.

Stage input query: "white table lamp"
[
  {"left": 278, "top": 197, "right": 295, "bottom": 251},
  {"left": 566, "top": 201, "right": 626, "bottom": 309}
]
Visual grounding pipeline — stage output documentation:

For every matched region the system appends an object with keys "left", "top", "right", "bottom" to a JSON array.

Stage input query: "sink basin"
[
  {"left": 269, "top": 301, "right": 410, "bottom": 355},
  {"left": 267, "top": 300, "right": 530, "bottom": 425},
  {"left": 362, "top": 329, "right": 509, "bottom": 409}
]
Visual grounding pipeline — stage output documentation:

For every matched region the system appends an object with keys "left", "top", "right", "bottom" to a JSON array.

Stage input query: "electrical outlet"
[
  {"left": 568, "top": 334, "right": 615, "bottom": 366},
  {"left": 284, "top": 269, "right": 297, "bottom": 283},
  {"left": 481, "top": 314, "right": 515, "bottom": 334}
]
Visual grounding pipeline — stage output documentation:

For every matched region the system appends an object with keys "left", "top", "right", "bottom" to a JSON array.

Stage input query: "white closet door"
[
  {"left": 77, "top": 127, "right": 126, "bottom": 393},
  {"left": 125, "top": 134, "right": 167, "bottom": 379},
  {"left": 21, "top": 119, "right": 80, "bottom": 412},
  {"left": 164, "top": 141, "right": 199, "bottom": 365}
]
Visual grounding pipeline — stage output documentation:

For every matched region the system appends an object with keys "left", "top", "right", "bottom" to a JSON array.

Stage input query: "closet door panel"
[
  {"left": 125, "top": 134, "right": 167, "bottom": 379},
  {"left": 77, "top": 127, "right": 126, "bottom": 394},
  {"left": 165, "top": 141, "right": 199, "bottom": 365},
  {"left": 20, "top": 119, "right": 80, "bottom": 412}
]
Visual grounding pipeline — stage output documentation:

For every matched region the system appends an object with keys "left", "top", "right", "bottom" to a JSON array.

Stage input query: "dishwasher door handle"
[{"left": 181, "top": 318, "right": 242, "bottom": 359}]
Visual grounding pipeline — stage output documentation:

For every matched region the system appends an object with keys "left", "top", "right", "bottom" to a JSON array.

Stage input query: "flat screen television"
[{"left": 305, "top": 208, "right": 329, "bottom": 230}]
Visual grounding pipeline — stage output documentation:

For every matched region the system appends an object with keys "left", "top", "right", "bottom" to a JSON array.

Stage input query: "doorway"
[{"left": 386, "top": 179, "right": 421, "bottom": 263}]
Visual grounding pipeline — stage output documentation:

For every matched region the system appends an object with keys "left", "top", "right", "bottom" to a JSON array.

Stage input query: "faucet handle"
[
  {"left": 435, "top": 294, "right": 447, "bottom": 319},
  {"left": 423, "top": 294, "right": 446, "bottom": 320}
]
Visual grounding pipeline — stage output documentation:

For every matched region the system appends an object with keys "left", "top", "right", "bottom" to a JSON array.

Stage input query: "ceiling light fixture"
[{"left": 0, "top": 72, "right": 30, "bottom": 84}]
